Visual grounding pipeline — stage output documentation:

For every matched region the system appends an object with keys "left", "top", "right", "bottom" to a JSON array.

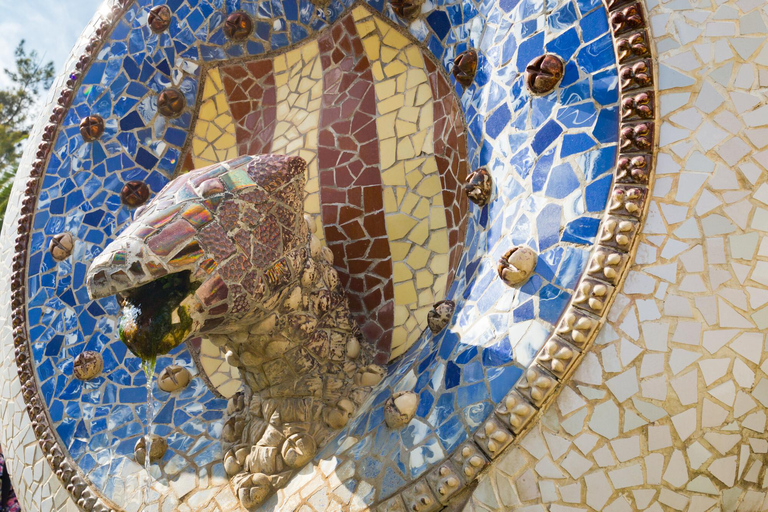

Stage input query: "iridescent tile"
[
  {"left": 181, "top": 203, "right": 213, "bottom": 228},
  {"left": 147, "top": 219, "right": 197, "bottom": 256},
  {"left": 132, "top": 225, "right": 157, "bottom": 240},
  {"left": 169, "top": 241, "right": 204, "bottom": 266},
  {"left": 221, "top": 168, "right": 257, "bottom": 191},
  {"left": 142, "top": 205, "right": 180, "bottom": 230},
  {"left": 110, "top": 251, "right": 126, "bottom": 266}
]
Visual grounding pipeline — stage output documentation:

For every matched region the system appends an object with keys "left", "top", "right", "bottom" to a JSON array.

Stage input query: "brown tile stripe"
[
  {"left": 219, "top": 59, "right": 277, "bottom": 157},
  {"left": 318, "top": 14, "right": 394, "bottom": 364},
  {"left": 425, "top": 58, "right": 469, "bottom": 292},
  {"left": 180, "top": 151, "right": 196, "bottom": 174}
]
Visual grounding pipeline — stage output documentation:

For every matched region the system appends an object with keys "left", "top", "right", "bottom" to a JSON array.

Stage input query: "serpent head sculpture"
[{"left": 86, "top": 153, "right": 385, "bottom": 507}]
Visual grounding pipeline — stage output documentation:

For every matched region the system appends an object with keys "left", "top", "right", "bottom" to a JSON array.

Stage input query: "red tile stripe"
[
  {"left": 318, "top": 14, "right": 394, "bottom": 364},
  {"left": 220, "top": 60, "right": 277, "bottom": 157}
]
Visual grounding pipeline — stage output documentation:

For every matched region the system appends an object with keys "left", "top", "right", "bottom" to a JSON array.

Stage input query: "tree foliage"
[{"left": 0, "top": 40, "right": 55, "bottom": 226}]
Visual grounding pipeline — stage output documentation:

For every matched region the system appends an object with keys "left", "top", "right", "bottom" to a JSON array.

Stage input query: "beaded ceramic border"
[
  {"left": 6, "top": 0, "right": 656, "bottom": 511},
  {"left": 373, "top": 0, "right": 658, "bottom": 509}
]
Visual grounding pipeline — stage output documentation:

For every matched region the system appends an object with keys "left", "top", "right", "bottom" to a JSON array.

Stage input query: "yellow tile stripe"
[
  {"left": 353, "top": 6, "right": 450, "bottom": 359},
  {"left": 271, "top": 42, "right": 325, "bottom": 240},
  {"left": 199, "top": 338, "right": 241, "bottom": 399},
  {"left": 190, "top": 68, "right": 239, "bottom": 168}
]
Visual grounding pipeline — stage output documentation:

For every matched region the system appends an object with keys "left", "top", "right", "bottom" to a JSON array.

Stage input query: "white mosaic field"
[{"left": 463, "top": 0, "right": 768, "bottom": 509}]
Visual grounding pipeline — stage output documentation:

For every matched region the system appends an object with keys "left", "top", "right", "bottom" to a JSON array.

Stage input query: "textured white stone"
[
  {"left": 560, "top": 451, "right": 593, "bottom": 479},
  {"left": 702, "top": 398, "right": 728, "bottom": 429},
  {"left": 588, "top": 401, "right": 619, "bottom": 440},
  {"left": 607, "top": 465, "right": 643, "bottom": 489},
  {"left": 669, "top": 349, "right": 701, "bottom": 374},
  {"left": 648, "top": 425, "right": 673, "bottom": 451},
  {"left": 704, "top": 432, "right": 740, "bottom": 455},
  {"left": 605, "top": 370, "right": 638, "bottom": 403},
  {"left": 729, "top": 332, "right": 763, "bottom": 363},
  {"left": 610, "top": 437, "right": 640, "bottom": 463},
  {"left": 641, "top": 322, "right": 670, "bottom": 351},
  {"left": 671, "top": 370, "right": 699, "bottom": 405},
  {"left": 709, "top": 380, "right": 736, "bottom": 406},
  {"left": 663, "top": 450, "right": 689, "bottom": 488},
  {"left": 707, "top": 456, "right": 737, "bottom": 486}
]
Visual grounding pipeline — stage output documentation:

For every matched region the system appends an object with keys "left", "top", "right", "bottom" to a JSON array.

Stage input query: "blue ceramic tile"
[{"left": 581, "top": 6, "right": 609, "bottom": 42}]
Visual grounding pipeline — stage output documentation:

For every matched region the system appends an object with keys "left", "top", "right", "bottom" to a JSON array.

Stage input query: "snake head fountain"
[{"left": 86, "top": 154, "right": 385, "bottom": 507}]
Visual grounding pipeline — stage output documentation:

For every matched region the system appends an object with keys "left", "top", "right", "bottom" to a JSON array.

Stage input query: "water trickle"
[{"left": 142, "top": 357, "right": 157, "bottom": 506}]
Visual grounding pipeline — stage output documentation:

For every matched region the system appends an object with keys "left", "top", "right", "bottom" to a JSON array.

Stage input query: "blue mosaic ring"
[{"left": 3, "top": 0, "right": 657, "bottom": 509}]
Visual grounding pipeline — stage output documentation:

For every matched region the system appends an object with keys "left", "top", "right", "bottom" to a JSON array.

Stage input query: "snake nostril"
[
  {"left": 91, "top": 271, "right": 108, "bottom": 288},
  {"left": 111, "top": 270, "right": 131, "bottom": 285},
  {"left": 128, "top": 261, "right": 145, "bottom": 278}
]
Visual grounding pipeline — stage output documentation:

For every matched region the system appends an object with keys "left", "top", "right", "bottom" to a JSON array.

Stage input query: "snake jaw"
[
  {"left": 87, "top": 237, "right": 205, "bottom": 360},
  {"left": 87, "top": 237, "right": 173, "bottom": 300}
]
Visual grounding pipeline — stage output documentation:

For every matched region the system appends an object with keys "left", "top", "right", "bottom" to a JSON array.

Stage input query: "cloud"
[{"left": 0, "top": 0, "right": 103, "bottom": 88}]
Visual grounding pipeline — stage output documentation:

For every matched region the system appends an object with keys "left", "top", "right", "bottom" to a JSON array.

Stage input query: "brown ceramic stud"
[
  {"left": 121, "top": 181, "right": 150, "bottom": 207},
  {"left": 621, "top": 91, "right": 653, "bottom": 119},
  {"left": 148, "top": 5, "right": 172, "bottom": 33},
  {"left": 79, "top": 115, "right": 104, "bottom": 142},
  {"left": 452, "top": 49, "right": 478, "bottom": 88},
  {"left": 464, "top": 167, "right": 492, "bottom": 206},
  {"left": 384, "top": 391, "right": 419, "bottom": 429},
  {"left": 224, "top": 11, "right": 253, "bottom": 41},
  {"left": 390, "top": 0, "right": 421, "bottom": 20},
  {"left": 157, "top": 88, "right": 185, "bottom": 117},
  {"left": 427, "top": 300, "right": 455, "bottom": 334},
  {"left": 157, "top": 365, "right": 191, "bottom": 393},
  {"left": 498, "top": 246, "right": 537, "bottom": 286},
  {"left": 135, "top": 435, "right": 168, "bottom": 465},
  {"left": 49, "top": 233, "right": 74, "bottom": 261},
  {"left": 525, "top": 54, "right": 565, "bottom": 95},
  {"left": 73, "top": 351, "right": 103, "bottom": 381}
]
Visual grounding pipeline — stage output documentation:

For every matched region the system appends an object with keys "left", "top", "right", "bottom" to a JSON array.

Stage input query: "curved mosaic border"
[
  {"left": 372, "top": 0, "right": 658, "bottom": 508},
  {"left": 10, "top": 1, "right": 133, "bottom": 510},
  {"left": 4, "top": 0, "right": 656, "bottom": 511}
]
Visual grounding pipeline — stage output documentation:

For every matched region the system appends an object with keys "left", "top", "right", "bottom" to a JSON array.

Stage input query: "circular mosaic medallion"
[{"left": 0, "top": 0, "right": 657, "bottom": 509}]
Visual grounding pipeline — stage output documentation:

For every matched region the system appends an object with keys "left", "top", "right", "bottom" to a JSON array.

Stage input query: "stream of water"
[{"left": 142, "top": 358, "right": 157, "bottom": 506}]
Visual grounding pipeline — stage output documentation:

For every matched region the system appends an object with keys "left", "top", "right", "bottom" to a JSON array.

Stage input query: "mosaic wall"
[
  {"left": 0, "top": 0, "right": 630, "bottom": 507},
  {"left": 460, "top": 0, "right": 768, "bottom": 509},
  {"left": 2, "top": 0, "right": 765, "bottom": 507}
]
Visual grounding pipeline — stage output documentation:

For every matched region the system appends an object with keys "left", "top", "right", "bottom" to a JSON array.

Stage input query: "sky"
[{"left": 0, "top": 0, "right": 104, "bottom": 88}]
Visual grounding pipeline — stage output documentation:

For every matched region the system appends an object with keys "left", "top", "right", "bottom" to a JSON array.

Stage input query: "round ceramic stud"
[
  {"left": 79, "top": 115, "right": 104, "bottom": 142},
  {"left": 135, "top": 435, "right": 168, "bottom": 465},
  {"left": 121, "top": 181, "right": 150, "bottom": 208},
  {"left": 324, "top": 399, "right": 356, "bottom": 429},
  {"left": 73, "top": 351, "right": 103, "bottom": 381},
  {"left": 148, "top": 5, "right": 172, "bottom": 33},
  {"left": 452, "top": 49, "right": 478, "bottom": 88},
  {"left": 49, "top": 233, "right": 75, "bottom": 261},
  {"left": 427, "top": 300, "right": 455, "bottom": 334},
  {"left": 157, "top": 365, "right": 191, "bottom": 393},
  {"left": 498, "top": 246, "right": 537, "bottom": 286},
  {"left": 525, "top": 54, "right": 565, "bottom": 95},
  {"left": 390, "top": 0, "right": 422, "bottom": 20},
  {"left": 384, "top": 391, "right": 419, "bottom": 429},
  {"left": 224, "top": 12, "right": 253, "bottom": 41},
  {"left": 464, "top": 167, "right": 492, "bottom": 206},
  {"left": 157, "top": 88, "right": 185, "bottom": 117}
]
